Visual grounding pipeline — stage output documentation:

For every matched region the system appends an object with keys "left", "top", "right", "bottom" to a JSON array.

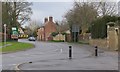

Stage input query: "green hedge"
[{"left": 90, "top": 15, "right": 118, "bottom": 39}]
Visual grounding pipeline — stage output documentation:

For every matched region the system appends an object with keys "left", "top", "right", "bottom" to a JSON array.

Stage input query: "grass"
[
  {"left": 0, "top": 42, "right": 34, "bottom": 53},
  {"left": 68, "top": 40, "right": 89, "bottom": 45},
  {"left": 78, "top": 40, "right": 89, "bottom": 45},
  {"left": 50, "top": 40, "right": 65, "bottom": 42},
  {"left": 0, "top": 42, "right": 2, "bottom": 46}
]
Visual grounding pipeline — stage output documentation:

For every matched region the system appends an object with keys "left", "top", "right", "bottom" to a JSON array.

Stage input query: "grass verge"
[
  {"left": 49, "top": 40, "right": 65, "bottom": 42},
  {"left": 0, "top": 42, "right": 34, "bottom": 53},
  {"left": 78, "top": 40, "right": 89, "bottom": 45},
  {"left": 68, "top": 40, "right": 89, "bottom": 45}
]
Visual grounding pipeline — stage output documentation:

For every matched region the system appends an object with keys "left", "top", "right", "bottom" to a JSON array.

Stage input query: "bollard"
[
  {"left": 69, "top": 46, "right": 72, "bottom": 59},
  {"left": 29, "top": 62, "right": 32, "bottom": 63},
  {"left": 95, "top": 46, "right": 98, "bottom": 56}
]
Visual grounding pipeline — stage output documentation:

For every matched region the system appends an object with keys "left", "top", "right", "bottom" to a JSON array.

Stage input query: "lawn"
[
  {"left": 0, "top": 42, "right": 2, "bottom": 46},
  {"left": 68, "top": 40, "right": 89, "bottom": 45},
  {"left": 78, "top": 40, "right": 89, "bottom": 45},
  {"left": 0, "top": 42, "right": 34, "bottom": 53},
  {"left": 50, "top": 40, "right": 65, "bottom": 42}
]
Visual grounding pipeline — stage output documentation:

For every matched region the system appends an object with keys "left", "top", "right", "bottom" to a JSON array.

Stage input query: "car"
[{"left": 28, "top": 37, "right": 36, "bottom": 41}]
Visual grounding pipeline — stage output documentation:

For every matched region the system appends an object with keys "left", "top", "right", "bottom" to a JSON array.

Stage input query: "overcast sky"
[
  {"left": 23, "top": 0, "right": 119, "bottom": 27},
  {"left": 29, "top": 2, "right": 73, "bottom": 25}
]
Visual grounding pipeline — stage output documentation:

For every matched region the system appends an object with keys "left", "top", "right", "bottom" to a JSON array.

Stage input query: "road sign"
[
  {"left": 72, "top": 25, "right": 79, "bottom": 32},
  {"left": 11, "top": 27, "right": 18, "bottom": 39}
]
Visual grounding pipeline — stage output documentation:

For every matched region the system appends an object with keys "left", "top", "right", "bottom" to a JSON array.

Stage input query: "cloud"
[{"left": 30, "top": 2, "right": 73, "bottom": 23}]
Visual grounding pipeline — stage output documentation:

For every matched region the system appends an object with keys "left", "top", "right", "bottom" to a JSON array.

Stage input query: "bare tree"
[
  {"left": 65, "top": 2, "right": 98, "bottom": 33},
  {"left": 27, "top": 20, "right": 40, "bottom": 36},
  {"left": 15, "top": 2, "right": 33, "bottom": 25},
  {"left": 55, "top": 20, "right": 69, "bottom": 33},
  {"left": 92, "top": 2, "right": 117, "bottom": 16},
  {"left": 2, "top": 2, "right": 32, "bottom": 40}
]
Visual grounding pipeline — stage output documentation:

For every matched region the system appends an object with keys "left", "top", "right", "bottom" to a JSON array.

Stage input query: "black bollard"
[
  {"left": 29, "top": 62, "right": 32, "bottom": 63},
  {"left": 69, "top": 46, "right": 72, "bottom": 59},
  {"left": 95, "top": 46, "right": 98, "bottom": 56}
]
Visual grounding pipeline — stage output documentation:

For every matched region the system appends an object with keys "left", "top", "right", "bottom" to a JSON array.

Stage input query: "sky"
[
  {"left": 28, "top": 2, "right": 73, "bottom": 26},
  {"left": 23, "top": 0, "right": 119, "bottom": 27}
]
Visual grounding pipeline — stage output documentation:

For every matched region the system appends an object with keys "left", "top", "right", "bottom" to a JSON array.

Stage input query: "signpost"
[
  {"left": 11, "top": 27, "right": 18, "bottom": 41},
  {"left": 72, "top": 25, "right": 79, "bottom": 42},
  {"left": 4, "top": 24, "right": 6, "bottom": 45}
]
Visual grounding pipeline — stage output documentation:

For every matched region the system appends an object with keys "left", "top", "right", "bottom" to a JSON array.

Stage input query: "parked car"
[{"left": 28, "top": 37, "right": 36, "bottom": 41}]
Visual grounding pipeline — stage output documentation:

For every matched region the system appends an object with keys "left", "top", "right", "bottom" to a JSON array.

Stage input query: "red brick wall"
[
  {"left": 44, "top": 17, "right": 56, "bottom": 41},
  {"left": 37, "top": 16, "right": 57, "bottom": 41}
]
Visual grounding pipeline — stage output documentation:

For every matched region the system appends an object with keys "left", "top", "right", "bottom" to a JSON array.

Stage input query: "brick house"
[{"left": 37, "top": 16, "right": 57, "bottom": 41}]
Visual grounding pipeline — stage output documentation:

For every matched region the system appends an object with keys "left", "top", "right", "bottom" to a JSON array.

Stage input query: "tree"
[
  {"left": 2, "top": 2, "right": 32, "bottom": 40},
  {"left": 26, "top": 20, "right": 40, "bottom": 37},
  {"left": 55, "top": 20, "right": 69, "bottom": 33},
  {"left": 90, "top": 15, "right": 118, "bottom": 39},
  {"left": 65, "top": 2, "right": 98, "bottom": 34},
  {"left": 92, "top": 2, "right": 117, "bottom": 16},
  {"left": 64, "top": 2, "right": 98, "bottom": 42},
  {"left": 15, "top": 2, "right": 32, "bottom": 25}
]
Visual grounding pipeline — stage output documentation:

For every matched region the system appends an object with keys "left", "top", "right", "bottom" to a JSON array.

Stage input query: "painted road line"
[{"left": 60, "top": 48, "right": 63, "bottom": 53}]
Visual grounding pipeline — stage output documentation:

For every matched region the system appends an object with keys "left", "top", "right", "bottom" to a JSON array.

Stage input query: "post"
[
  {"left": 4, "top": 24, "right": 6, "bottom": 46},
  {"left": 118, "top": 26, "right": 120, "bottom": 51},
  {"left": 95, "top": 46, "right": 98, "bottom": 56},
  {"left": 69, "top": 46, "right": 72, "bottom": 59}
]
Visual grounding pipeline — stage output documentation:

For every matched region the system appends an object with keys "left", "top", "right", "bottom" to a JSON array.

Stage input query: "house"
[
  {"left": 37, "top": 27, "right": 45, "bottom": 41},
  {"left": 37, "top": 16, "right": 57, "bottom": 41}
]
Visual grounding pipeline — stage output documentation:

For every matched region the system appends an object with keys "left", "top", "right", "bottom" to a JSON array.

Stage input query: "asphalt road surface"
[{"left": 1, "top": 39, "right": 118, "bottom": 70}]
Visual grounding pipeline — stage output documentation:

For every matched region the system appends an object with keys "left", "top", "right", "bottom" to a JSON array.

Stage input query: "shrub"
[{"left": 90, "top": 15, "right": 118, "bottom": 39}]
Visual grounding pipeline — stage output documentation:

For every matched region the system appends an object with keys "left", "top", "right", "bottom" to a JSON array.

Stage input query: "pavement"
[{"left": 1, "top": 39, "right": 118, "bottom": 70}]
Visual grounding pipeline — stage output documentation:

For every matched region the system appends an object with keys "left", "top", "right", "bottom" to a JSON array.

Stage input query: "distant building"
[{"left": 37, "top": 16, "right": 57, "bottom": 41}]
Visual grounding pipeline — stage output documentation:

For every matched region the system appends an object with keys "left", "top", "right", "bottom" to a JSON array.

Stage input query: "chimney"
[
  {"left": 44, "top": 18, "right": 48, "bottom": 23},
  {"left": 49, "top": 16, "right": 53, "bottom": 22}
]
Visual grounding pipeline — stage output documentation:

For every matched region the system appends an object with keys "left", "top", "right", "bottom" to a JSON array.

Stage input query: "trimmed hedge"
[{"left": 90, "top": 15, "right": 118, "bottom": 39}]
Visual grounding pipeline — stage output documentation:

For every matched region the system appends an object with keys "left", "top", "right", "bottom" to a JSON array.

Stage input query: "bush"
[
  {"left": 90, "top": 15, "right": 118, "bottom": 39},
  {"left": 51, "top": 32, "right": 59, "bottom": 37}
]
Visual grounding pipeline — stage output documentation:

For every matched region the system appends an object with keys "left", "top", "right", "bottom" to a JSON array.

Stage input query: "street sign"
[
  {"left": 11, "top": 27, "right": 18, "bottom": 39},
  {"left": 72, "top": 25, "right": 79, "bottom": 32},
  {"left": 71, "top": 25, "right": 80, "bottom": 42}
]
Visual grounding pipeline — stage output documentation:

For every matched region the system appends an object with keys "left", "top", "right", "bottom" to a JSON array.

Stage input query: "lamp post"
[{"left": 4, "top": 24, "right": 6, "bottom": 46}]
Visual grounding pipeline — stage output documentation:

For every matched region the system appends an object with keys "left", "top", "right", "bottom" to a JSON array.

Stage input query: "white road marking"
[
  {"left": 7, "top": 64, "right": 17, "bottom": 66},
  {"left": 60, "top": 49, "right": 62, "bottom": 53}
]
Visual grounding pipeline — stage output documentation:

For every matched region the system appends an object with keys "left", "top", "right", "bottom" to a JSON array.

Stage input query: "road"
[{"left": 1, "top": 39, "right": 118, "bottom": 70}]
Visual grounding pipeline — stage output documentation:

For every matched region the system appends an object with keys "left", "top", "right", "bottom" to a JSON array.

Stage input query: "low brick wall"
[
  {"left": 53, "top": 34, "right": 65, "bottom": 41},
  {"left": 66, "top": 34, "right": 71, "bottom": 42},
  {"left": 89, "top": 39, "right": 108, "bottom": 49}
]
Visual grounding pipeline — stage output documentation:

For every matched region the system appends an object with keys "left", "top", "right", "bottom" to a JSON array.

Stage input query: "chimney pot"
[
  {"left": 49, "top": 16, "right": 53, "bottom": 22},
  {"left": 44, "top": 18, "right": 48, "bottom": 23}
]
